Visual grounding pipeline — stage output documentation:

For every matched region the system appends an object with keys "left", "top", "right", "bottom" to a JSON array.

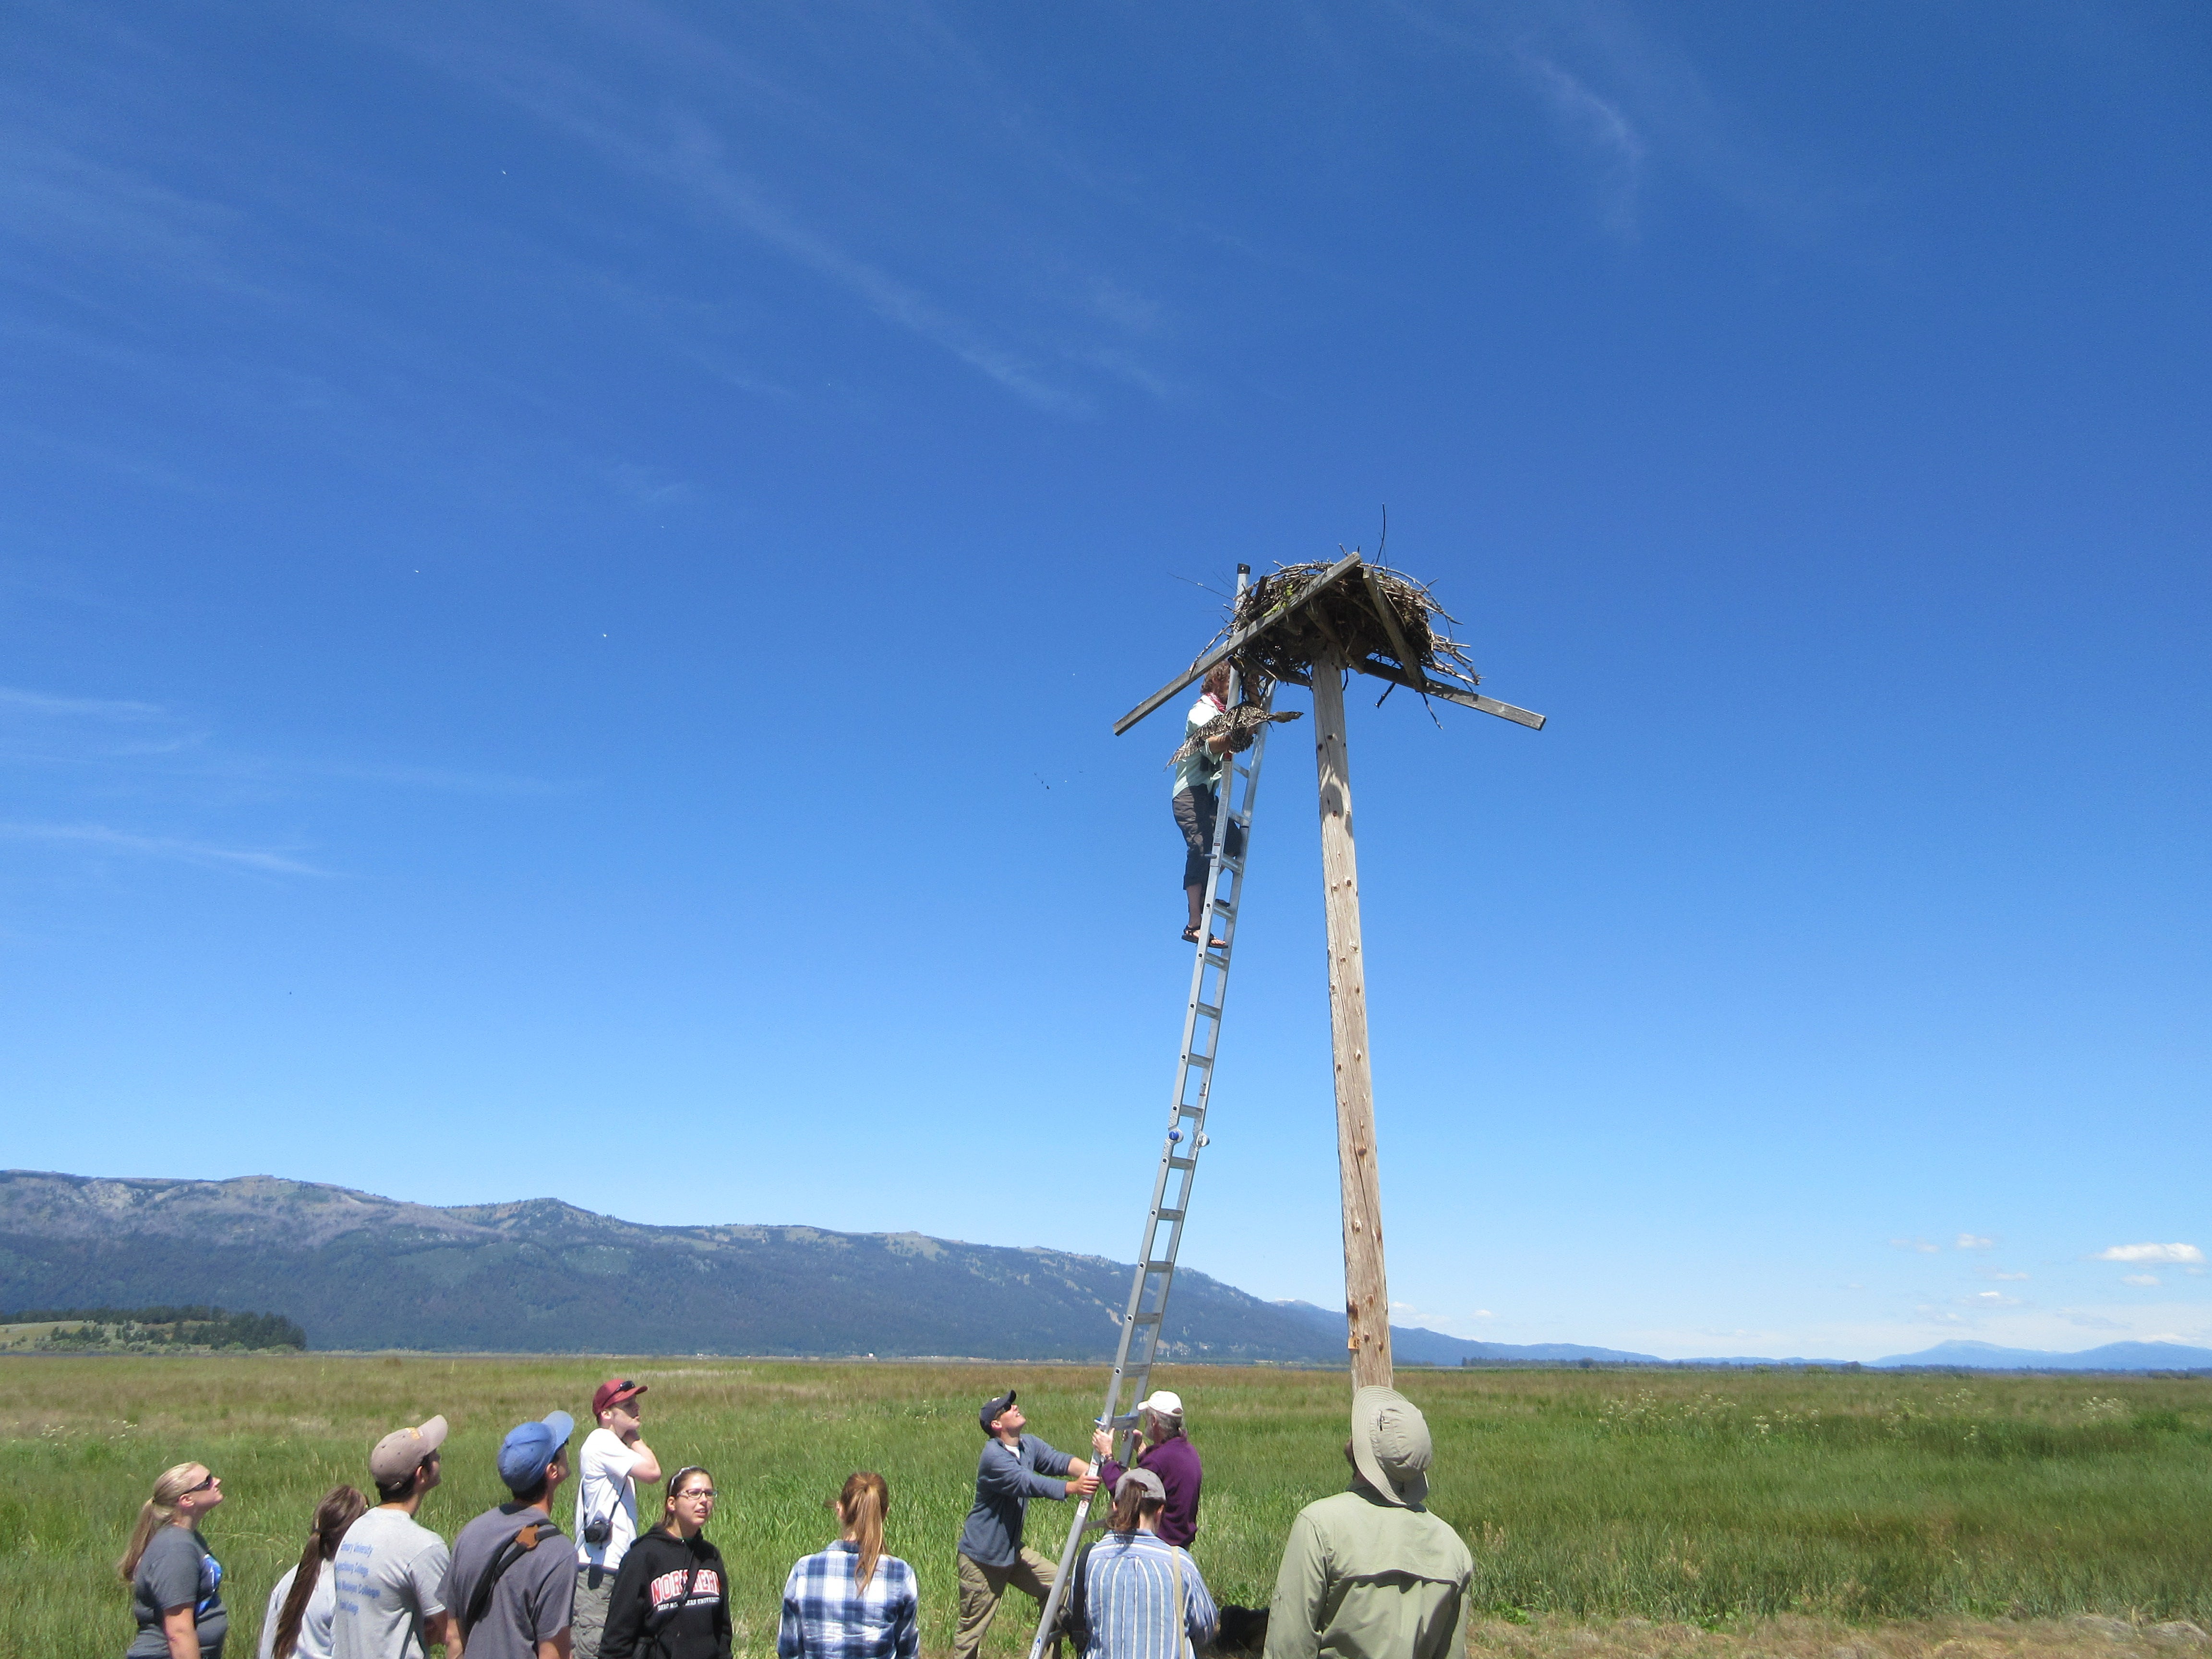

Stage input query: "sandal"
[{"left": 1181, "top": 926, "right": 1229, "bottom": 948}]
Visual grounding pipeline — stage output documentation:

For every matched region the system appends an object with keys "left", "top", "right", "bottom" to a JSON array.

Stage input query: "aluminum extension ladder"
[{"left": 1027, "top": 565, "right": 1276, "bottom": 1659}]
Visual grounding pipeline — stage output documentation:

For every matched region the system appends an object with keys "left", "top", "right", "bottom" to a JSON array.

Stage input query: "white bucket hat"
[{"left": 1349, "top": 1385, "right": 1432, "bottom": 1508}]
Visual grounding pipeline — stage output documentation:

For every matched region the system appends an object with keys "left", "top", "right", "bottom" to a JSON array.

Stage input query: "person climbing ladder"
[{"left": 1171, "top": 664, "right": 1242, "bottom": 946}]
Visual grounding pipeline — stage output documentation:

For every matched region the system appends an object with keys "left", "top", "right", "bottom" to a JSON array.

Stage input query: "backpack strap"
[
  {"left": 1172, "top": 1542, "right": 1188, "bottom": 1659},
  {"left": 461, "top": 1520, "right": 563, "bottom": 1639}
]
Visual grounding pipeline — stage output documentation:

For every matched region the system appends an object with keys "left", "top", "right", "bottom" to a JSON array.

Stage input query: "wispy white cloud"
[
  {"left": 1964, "top": 1290, "right": 2022, "bottom": 1307},
  {"left": 1516, "top": 52, "right": 1647, "bottom": 236},
  {"left": 0, "top": 685, "right": 165, "bottom": 720},
  {"left": 1955, "top": 1233, "right": 1996, "bottom": 1250},
  {"left": 2095, "top": 1242, "right": 2204, "bottom": 1264},
  {"left": 0, "top": 134, "right": 269, "bottom": 301},
  {"left": 0, "top": 821, "right": 327, "bottom": 877},
  {"left": 1394, "top": 0, "right": 1826, "bottom": 243},
  {"left": 1990, "top": 1271, "right": 2031, "bottom": 1282},
  {"left": 1889, "top": 1236, "right": 1940, "bottom": 1254},
  {"left": 361, "top": 6, "right": 1099, "bottom": 414},
  {"left": 4, "top": 686, "right": 565, "bottom": 795},
  {"left": 2121, "top": 1274, "right": 2160, "bottom": 1287},
  {"left": 0, "top": 684, "right": 208, "bottom": 763},
  {"left": 314, "top": 762, "right": 576, "bottom": 798}
]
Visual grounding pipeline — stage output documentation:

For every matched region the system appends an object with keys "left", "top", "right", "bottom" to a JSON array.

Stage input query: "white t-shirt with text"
[
  {"left": 574, "top": 1427, "right": 642, "bottom": 1572},
  {"left": 330, "top": 1507, "right": 449, "bottom": 1659}
]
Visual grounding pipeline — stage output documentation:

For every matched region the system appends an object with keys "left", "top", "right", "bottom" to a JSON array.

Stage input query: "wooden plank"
[
  {"left": 1360, "top": 566, "right": 1429, "bottom": 692},
  {"left": 1350, "top": 656, "right": 1546, "bottom": 730},
  {"left": 1310, "top": 649, "right": 1394, "bottom": 1392},
  {"left": 1111, "top": 552, "right": 1364, "bottom": 735}
]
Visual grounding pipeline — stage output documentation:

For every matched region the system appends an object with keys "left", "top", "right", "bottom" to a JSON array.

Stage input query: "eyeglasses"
[
  {"left": 676, "top": 1487, "right": 718, "bottom": 1500},
  {"left": 186, "top": 1474, "right": 219, "bottom": 1493}
]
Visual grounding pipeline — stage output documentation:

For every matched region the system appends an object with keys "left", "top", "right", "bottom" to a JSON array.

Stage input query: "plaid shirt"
[{"left": 777, "top": 1542, "right": 918, "bottom": 1659}]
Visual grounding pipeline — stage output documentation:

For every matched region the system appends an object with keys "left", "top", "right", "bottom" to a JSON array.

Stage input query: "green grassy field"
[{"left": 3, "top": 1358, "right": 2208, "bottom": 1659}]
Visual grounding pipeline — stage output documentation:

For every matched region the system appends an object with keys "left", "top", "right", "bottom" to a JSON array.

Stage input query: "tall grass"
[{"left": 2, "top": 1359, "right": 2207, "bottom": 1659}]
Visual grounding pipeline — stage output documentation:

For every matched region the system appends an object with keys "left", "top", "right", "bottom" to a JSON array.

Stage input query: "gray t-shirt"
[
  {"left": 331, "top": 1507, "right": 451, "bottom": 1659},
  {"left": 440, "top": 1503, "right": 577, "bottom": 1659},
  {"left": 130, "top": 1526, "right": 228, "bottom": 1658}
]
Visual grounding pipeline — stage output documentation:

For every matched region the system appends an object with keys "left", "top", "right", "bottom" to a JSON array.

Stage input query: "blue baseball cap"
[{"left": 497, "top": 1411, "right": 575, "bottom": 1493}]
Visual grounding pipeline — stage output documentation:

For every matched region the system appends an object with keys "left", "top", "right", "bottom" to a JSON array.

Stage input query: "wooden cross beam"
[
  {"left": 1116, "top": 555, "right": 1545, "bottom": 1392},
  {"left": 1111, "top": 551, "right": 1364, "bottom": 736}
]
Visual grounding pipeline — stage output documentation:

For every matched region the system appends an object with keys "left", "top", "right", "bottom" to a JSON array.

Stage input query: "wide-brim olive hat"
[{"left": 1350, "top": 1385, "right": 1431, "bottom": 1508}]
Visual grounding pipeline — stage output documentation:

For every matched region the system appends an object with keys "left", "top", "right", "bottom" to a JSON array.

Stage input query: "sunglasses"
[{"left": 186, "top": 1474, "right": 219, "bottom": 1493}]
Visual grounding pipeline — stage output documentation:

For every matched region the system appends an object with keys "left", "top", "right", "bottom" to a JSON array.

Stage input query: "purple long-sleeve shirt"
[{"left": 1099, "top": 1432, "right": 1203, "bottom": 1548}]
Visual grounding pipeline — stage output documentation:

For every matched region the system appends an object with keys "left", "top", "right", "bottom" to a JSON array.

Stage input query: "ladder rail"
[{"left": 1027, "top": 568, "right": 1274, "bottom": 1659}]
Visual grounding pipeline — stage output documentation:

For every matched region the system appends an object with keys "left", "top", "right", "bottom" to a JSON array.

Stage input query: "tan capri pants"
[{"left": 954, "top": 1547, "right": 1058, "bottom": 1659}]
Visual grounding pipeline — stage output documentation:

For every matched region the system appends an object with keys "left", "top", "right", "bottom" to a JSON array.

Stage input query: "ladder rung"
[
  {"left": 1182, "top": 1052, "right": 1212, "bottom": 1068},
  {"left": 1153, "top": 1208, "right": 1185, "bottom": 1222},
  {"left": 1145, "top": 1260, "right": 1176, "bottom": 1273}
]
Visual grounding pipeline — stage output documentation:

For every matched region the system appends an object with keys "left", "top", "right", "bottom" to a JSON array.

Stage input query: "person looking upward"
[
  {"left": 441, "top": 1412, "right": 581, "bottom": 1659},
  {"left": 953, "top": 1390, "right": 1098, "bottom": 1659},
  {"left": 261, "top": 1485, "right": 370, "bottom": 1659},
  {"left": 1263, "top": 1389, "right": 1473, "bottom": 1659},
  {"left": 332, "top": 1416, "right": 456, "bottom": 1659},
  {"left": 120, "top": 1460, "right": 229, "bottom": 1659},
  {"left": 574, "top": 1380, "right": 662, "bottom": 1659}
]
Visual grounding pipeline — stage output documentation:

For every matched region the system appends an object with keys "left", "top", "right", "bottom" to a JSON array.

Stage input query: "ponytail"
[
  {"left": 1108, "top": 1485, "right": 1164, "bottom": 1535},
  {"left": 118, "top": 1464, "right": 206, "bottom": 1583},
  {"left": 272, "top": 1487, "right": 368, "bottom": 1659},
  {"left": 837, "top": 1471, "right": 890, "bottom": 1590}
]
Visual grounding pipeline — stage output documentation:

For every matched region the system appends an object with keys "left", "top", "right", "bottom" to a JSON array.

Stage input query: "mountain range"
[
  {"left": 1868, "top": 1338, "right": 2212, "bottom": 1370},
  {"left": 4, "top": 1172, "right": 2205, "bottom": 1370},
  {"left": 0, "top": 1170, "right": 1629, "bottom": 1363}
]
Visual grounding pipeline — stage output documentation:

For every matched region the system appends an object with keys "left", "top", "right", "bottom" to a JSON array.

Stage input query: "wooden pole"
[{"left": 1310, "top": 649, "right": 1393, "bottom": 1390}]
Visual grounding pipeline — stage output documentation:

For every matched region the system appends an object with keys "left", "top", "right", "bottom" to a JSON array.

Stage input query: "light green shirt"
[{"left": 1262, "top": 1484, "right": 1473, "bottom": 1659}]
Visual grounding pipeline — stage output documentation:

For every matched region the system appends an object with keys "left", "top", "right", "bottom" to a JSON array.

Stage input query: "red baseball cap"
[{"left": 592, "top": 1378, "right": 647, "bottom": 1418}]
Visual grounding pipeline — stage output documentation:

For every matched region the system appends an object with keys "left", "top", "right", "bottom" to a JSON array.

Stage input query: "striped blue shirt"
[
  {"left": 777, "top": 1541, "right": 918, "bottom": 1659},
  {"left": 1082, "top": 1531, "right": 1217, "bottom": 1659}
]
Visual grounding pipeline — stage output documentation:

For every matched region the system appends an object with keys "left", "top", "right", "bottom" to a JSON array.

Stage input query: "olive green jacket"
[{"left": 1262, "top": 1482, "right": 1474, "bottom": 1659}]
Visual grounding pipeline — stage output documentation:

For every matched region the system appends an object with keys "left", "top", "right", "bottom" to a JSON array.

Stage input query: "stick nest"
[
  {"left": 1167, "top": 703, "right": 1303, "bottom": 769},
  {"left": 1219, "top": 561, "right": 1480, "bottom": 689}
]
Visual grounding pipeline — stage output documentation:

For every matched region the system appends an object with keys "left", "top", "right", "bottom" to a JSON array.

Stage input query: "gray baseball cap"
[
  {"left": 1114, "top": 1466, "right": 1166, "bottom": 1503},
  {"left": 1349, "top": 1386, "right": 1431, "bottom": 1508}
]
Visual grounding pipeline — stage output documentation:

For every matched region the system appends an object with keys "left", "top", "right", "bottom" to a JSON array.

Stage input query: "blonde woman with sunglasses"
[{"left": 120, "top": 1462, "right": 229, "bottom": 1659}]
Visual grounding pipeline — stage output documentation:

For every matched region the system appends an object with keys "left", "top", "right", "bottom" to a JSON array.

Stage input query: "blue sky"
[{"left": 2, "top": 1, "right": 2206, "bottom": 1362}]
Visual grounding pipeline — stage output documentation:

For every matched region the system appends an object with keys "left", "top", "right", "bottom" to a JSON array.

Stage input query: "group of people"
[
  {"left": 120, "top": 1377, "right": 915, "bottom": 1659},
  {"left": 121, "top": 1375, "right": 1473, "bottom": 1659}
]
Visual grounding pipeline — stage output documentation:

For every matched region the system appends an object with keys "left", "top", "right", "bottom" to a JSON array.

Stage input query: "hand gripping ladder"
[{"left": 1027, "top": 565, "right": 1275, "bottom": 1659}]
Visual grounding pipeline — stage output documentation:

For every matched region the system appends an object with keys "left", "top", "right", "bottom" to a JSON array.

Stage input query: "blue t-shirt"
[{"left": 131, "top": 1525, "right": 227, "bottom": 1657}]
